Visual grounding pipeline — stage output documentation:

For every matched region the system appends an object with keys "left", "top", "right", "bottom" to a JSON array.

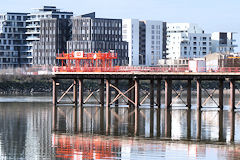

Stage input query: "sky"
[{"left": 1, "top": 0, "right": 240, "bottom": 51}]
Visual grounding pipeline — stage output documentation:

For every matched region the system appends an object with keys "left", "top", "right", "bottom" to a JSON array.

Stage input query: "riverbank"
[{"left": 0, "top": 75, "right": 52, "bottom": 95}]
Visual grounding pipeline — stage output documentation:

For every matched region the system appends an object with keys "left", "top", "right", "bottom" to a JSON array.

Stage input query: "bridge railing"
[{"left": 52, "top": 66, "right": 240, "bottom": 73}]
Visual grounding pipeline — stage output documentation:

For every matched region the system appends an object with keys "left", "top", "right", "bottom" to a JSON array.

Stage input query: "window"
[{"left": 17, "top": 16, "right": 21, "bottom": 21}]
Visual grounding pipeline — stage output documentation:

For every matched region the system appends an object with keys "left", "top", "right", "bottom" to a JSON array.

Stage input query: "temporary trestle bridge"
[{"left": 51, "top": 51, "right": 240, "bottom": 139}]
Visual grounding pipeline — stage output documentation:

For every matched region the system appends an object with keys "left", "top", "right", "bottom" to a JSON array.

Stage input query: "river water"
[{"left": 0, "top": 95, "right": 239, "bottom": 159}]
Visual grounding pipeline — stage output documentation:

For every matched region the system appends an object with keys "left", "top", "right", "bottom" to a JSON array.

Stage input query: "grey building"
[
  {"left": 138, "top": 20, "right": 166, "bottom": 66},
  {"left": 162, "top": 22, "right": 167, "bottom": 59},
  {"left": 26, "top": 6, "right": 73, "bottom": 66},
  {"left": 67, "top": 12, "right": 128, "bottom": 66},
  {"left": 32, "top": 18, "right": 71, "bottom": 65},
  {"left": 0, "top": 12, "right": 28, "bottom": 69},
  {"left": 139, "top": 21, "right": 146, "bottom": 65}
]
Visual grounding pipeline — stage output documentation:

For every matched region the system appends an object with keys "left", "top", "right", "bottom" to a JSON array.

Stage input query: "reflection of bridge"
[
  {"left": 52, "top": 134, "right": 121, "bottom": 159},
  {"left": 52, "top": 71, "right": 240, "bottom": 140}
]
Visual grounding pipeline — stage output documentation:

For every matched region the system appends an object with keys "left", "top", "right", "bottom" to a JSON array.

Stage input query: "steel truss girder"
[
  {"left": 170, "top": 84, "right": 187, "bottom": 106},
  {"left": 57, "top": 83, "right": 74, "bottom": 104},
  {"left": 110, "top": 83, "right": 135, "bottom": 105},
  {"left": 83, "top": 89, "right": 100, "bottom": 104}
]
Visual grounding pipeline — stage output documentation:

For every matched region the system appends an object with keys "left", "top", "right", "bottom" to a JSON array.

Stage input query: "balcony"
[
  {"left": 26, "top": 36, "right": 40, "bottom": 41},
  {"left": 25, "top": 31, "right": 40, "bottom": 35},
  {"left": 26, "top": 25, "right": 40, "bottom": 28}
]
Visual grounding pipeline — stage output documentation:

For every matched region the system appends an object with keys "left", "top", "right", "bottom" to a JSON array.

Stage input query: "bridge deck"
[{"left": 53, "top": 72, "right": 240, "bottom": 80}]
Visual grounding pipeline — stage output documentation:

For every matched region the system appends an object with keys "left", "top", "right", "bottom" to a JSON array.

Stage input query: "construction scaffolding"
[{"left": 55, "top": 51, "right": 119, "bottom": 72}]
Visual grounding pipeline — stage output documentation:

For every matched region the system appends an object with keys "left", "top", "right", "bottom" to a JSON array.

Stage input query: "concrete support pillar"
[
  {"left": 230, "top": 80, "right": 235, "bottom": 111},
  {"left": 219, "top": 79, "right": 224, "bottom": 110},
  {"left": 197, "top": 79, "right": 202, "bottom": 110},
  {"left": 150, "top": 79, "right": 154, "bottom": 107},
  {"left": 53, "top": 79, "right": 57, "bottom": 105},
  {"left": 73, "top": 79, "right": 78, "bottom": 131},
  {"left": 100, "top": 79, "right": 104, "bottom": 107},
  {"left": 134, "top": 79, "right": 139, "bottom": 108},
  {"left": 197, "top": 110, "right": 202, "bottom": 140},
  {"left": 157, "top": 79, "right": 161, "bottom": 108},
  {"left": 187, "top": 79, "right": 192, "bottom": 108},
  {"left": 106, "top": 79, "right": 110, "bottom": 108},
  {"left": 134, "top": 79, "right": 139, "bottom": 136},
  {"left": 115, "top": 79, "right": 119, "bottom": 106},
  {"left": 73, "top": 79, "right": 77, "bottom": 105},
  {"left": 165, "top": 79, "right": 172, "bottom": 109},
  {"left": 105, "top": 79, "right": 110, "bottom": 135},
  {"left": 52, "top": 79, "right": 57, "bottom": 131},
  {"left": 78, "top": 79, "right": 83, "bottom": 132}
]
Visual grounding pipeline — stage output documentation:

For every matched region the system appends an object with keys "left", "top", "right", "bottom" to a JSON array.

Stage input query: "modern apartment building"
[
  {"left": 123, "top": 19, "right": 165, "bottom": 66},
  {"left": 26, "top": 6, "right": 73, "bottom": 65},
  {"left": 142, "top": 20, "right": 164, "bottom": 66},
  {"left": 211, "top": 32, "right": 237, "bottom": 53},
  {"left": 0, "top": 12, "right": 28, "bottom": 69},
  {"left": 122, "top": 19, "right": 139, "bottom": 66},
  {"left": 32, "top": 18, "right": 71, "bottom": 65},
  {"left": 67, "top": 12, "right": 128, "bottom": 66},
  {"left": 167, "top": 23, "right": 211, "bottom": 59}
]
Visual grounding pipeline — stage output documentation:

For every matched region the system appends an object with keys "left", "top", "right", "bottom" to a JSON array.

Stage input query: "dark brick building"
[{"left": 67, "top": 12, "right": 128, "bottom": 66}]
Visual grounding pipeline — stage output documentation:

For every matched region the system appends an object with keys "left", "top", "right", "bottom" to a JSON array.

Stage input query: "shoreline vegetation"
[{"left": 0, "top": 75, "right": 235, "bottom": 95}]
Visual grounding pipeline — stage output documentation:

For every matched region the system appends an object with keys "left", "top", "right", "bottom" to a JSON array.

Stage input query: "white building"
[
  {"left": 122, "top": 19, "right": 139, "bottom": 66},
  {"left": 0, "top": 12, "right": 28, "bottom": 68},
  {"left": 122, "top": 19, "right": 165, "bottom": 66},
  {"left": 167, "top": 23, "right": 211, "bottom": 59},
  {"left": 26, "top": 6, "right": 73, "bottom": 65},
  {"left": 211, "top": 32, "right": 237, "bottom": 53},
  {"left": 143, "top": 20, "right": 164, "bottom": 66}
]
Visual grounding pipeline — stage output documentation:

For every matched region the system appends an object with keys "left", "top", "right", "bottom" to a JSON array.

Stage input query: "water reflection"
[
  {"left": 60, "top": 107, "right": 238, "bottom": 143},
  {"left": 52, "top": 133, "right": 240, "bottom": 160},
  {"left": 0, "top": 101, "right": 240, "bottom": 159},
  {"left": 52, "top": 134, "right": 121, "bottom": 159}
]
